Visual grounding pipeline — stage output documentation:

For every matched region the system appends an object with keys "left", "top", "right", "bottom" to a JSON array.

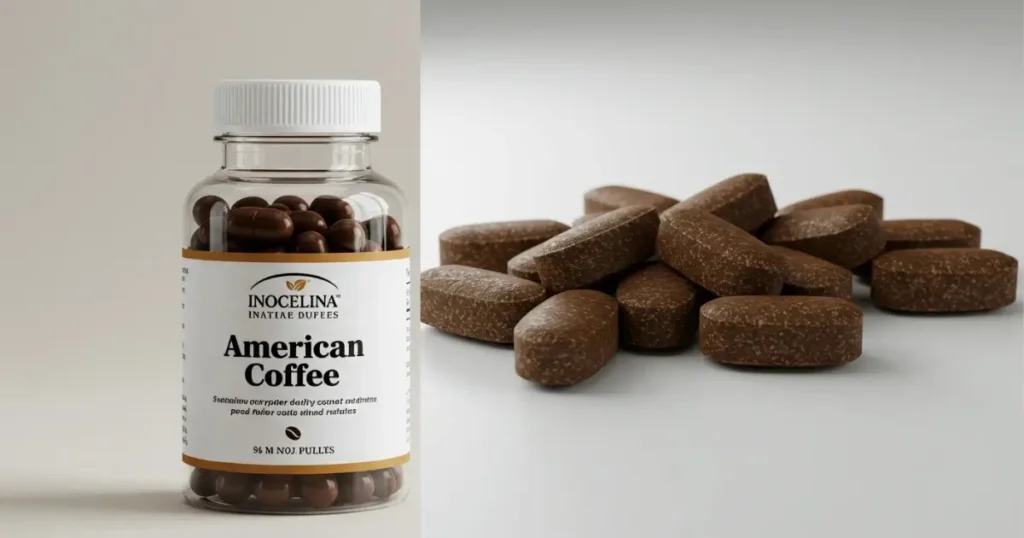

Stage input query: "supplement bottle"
[{"left": 181, "top": 80, "right": 410, "bottom": 514}]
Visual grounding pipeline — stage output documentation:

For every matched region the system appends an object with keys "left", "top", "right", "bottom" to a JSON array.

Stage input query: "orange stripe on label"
[
  {"left": 181, "top": 248, "right": 410, "bottom": 263},
  {"left": 182, "top": 453, "right": 410, "bottom": 474}
]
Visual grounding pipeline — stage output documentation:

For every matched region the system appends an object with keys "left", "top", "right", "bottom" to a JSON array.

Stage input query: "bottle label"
[{"left": 180, "top": 249, "right": 411, "bottom": 474}]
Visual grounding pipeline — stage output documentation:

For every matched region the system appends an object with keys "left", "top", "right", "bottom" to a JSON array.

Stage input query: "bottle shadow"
[{"left": 0, "top": 489, "right": 200, "bottom": 516}]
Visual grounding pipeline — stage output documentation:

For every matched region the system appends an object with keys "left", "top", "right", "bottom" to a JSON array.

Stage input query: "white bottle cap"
[{"left": 213, "top": 79, "right": 382, "bottom": 135}]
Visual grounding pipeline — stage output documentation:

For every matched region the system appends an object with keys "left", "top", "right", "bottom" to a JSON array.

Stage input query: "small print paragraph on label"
[{"left": 212, "top": 395, "right": 378, "bottom": 417}]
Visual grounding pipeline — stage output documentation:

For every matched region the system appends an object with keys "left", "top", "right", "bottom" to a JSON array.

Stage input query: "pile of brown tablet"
[{"left": 423, "top": 174, "right": 1019, "bottom": 386}]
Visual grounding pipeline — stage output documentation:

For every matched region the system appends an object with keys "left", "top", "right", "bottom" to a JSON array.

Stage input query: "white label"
[{"left": 181, "top": 255, "right": 411, "bottom": 468}]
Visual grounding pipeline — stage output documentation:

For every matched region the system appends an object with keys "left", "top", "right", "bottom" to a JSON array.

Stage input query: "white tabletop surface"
[{"left": 419, "top": 283, "right": 1022, "bottom": 537}]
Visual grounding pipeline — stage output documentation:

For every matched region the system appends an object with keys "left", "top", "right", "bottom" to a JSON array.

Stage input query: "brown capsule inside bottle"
[
  {"left": 192, "top": 195, "right": 226, "bottom": 225},
  {"left": 363, "top": 216, "right": 403, "bottom": 250},
  {"left": 298, "top": 475, "right": 339, "bottom": 508},
  {"left": 371, "top": 468, "right": 398, "bottom": 499},
  {"left": 269, "top": 202, "right": 292, "bottom": 212},
  {"left": 327, "top": 219, "right": 367, "bottom": 252},
  {"left": 189, "top": 467, "right": 218, "bottom": 497},
  {"left": 189, "top": 226, "right": 209, "bottom": 250},
  {"left": 232, "top": 196, "right": 270, "bottom": 210},
  {"left": 361, "top": 240, "right": 383, "bottom": 253},
  {"left": 290, "top": 210, "right": 329, "bottom": 236},
  {"left": 227, "top": 207, "right": 294, "bottom": 242},
  {"left": 273, "top": 195, "right": 309, "bottom": 212},
  {"left": 253, "top": 475, "right": 293, "bottom": 506},
  {"left": 310, "top": 195, "right": 355, "bottom": 225},
  {"left": 225, "top": 240, "right": 247, "bottom": 252},
  {"left": 215, "top": 473, "right": 254, "bottom": 505},
  {"left": 338, "top": 472, "right": 375, "bottom": 504},
  {"left": 390, "top": 466, "right": 404, "bottom": 490},
  {"left": 295, "top": 231, "right": 328, "bottom": 253}
]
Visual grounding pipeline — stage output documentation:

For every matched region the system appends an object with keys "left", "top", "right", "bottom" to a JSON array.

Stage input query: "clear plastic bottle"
[{"left": 181, "top": 80, "right": 410, "bottom": 514}]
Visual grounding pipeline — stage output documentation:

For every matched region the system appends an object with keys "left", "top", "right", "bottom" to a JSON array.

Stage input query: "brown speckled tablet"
[
  {"left": 421, "top": 265, "right": 547, "bottom": 343},
  {"left": 584, "top": 186, "right": 679, "bottom": 214},
  {"left": 657, "top": 209, "right": 784, "bottom": 296},
  {"left": 663, "top": 173, "right": 777, "bottom": 232},
  {"left": 439, "top": 219, "right": 569, "bottom": 273},
  {"left": 615, "top": 262, "right": 704, "bottom": 350},
  {"left": 507, "top": 243, "right": 543, "bottom": 282},
  {"left": 531, "top": 206, "right": 660, "bottom": 293},
  {"left": 771, "top": 246, "right": 853, "bottom": 299},
  {"left": 882, "top": 219, "right": 981, "bottom": 251},
  {"left": 871, "top": 248, "right": 1018, "bottom": 312},
  {"left": 572, "top": 212, "right": 607, "bottom": 226},
  {"left": 778, "top": 189, "right": 884, "bottom": 218},
  {"left": 760, "top": 204, "right": 885, "bottom": 269},
  {"left": 514, "top": 290, "right": 618, "bottom": 386},
  {"left": 856, "top": 219, "right": 982, "bottom": 279},
  {"left": 700, "top": 296, "right": 863, "bottom": 367}
]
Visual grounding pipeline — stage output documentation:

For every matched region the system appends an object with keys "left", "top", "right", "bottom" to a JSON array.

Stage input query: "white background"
[{"left": 421, "top": 1, "right": 1022, "bottom": 536}]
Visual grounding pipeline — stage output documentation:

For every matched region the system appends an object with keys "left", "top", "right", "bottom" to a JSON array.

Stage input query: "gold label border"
[
  {"left": 182, "top": 453, "right": 410, "bottom": 474},
  {"left": 181, "top": 247, "right": 410, "bottom": 263}
]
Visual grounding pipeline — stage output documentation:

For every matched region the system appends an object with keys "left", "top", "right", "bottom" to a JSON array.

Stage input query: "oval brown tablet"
[
  {"left": 778, "top": 189, "right": 884, "bottom": 218},
  {"left": 615, "top": 262, "right": 704, "bottom": 350},
  {"left": 760, "top": 204, "right": 884, "bottom": 269},
  {"left": 700, "top": 296, "right": 863, "bottom": 367},
  {"left": 514, "top": 290, "right": 618, "bottom": 386},
  {"left": 572, "top": 212, "right": 606, "bottom": 227},
  {"left": 531, "top": 206, "right": 660, "bottom": 293},
  {"left": 665, "top": 173, "right": 777, "bottom": 233},
  {"left": 771, "top": 246, "right": 853, "bottom": 300},
  {"left": 507, "top": 242, "right": 544, "bottom": 282},
  {"left": 439, "top": 219, "right": 569, "bottom": 273},
  {"left": 856, "top": 219, "right": 982, "bottom": 280},
  {"left": 871, "top": 248, "right": 1018, "bottom": 312},
  {"left": 421, "top": 265, "right": 547, "bottom": 343},
  {"left": 584, "top": 186, "right": 679, "bottom": 214},
  {"left": 882, "top": 219, "right": 981, "bottom": 250},
  {"left": 657, "top": 209, "right": 784, "bottom": 296}
]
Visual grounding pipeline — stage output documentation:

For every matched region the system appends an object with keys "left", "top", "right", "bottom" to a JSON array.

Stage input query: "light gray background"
[
  {"left": 0, "top": 1, "right": 420, "bottom": 536},
  {"left": 421, "top": 1, "right": 1022, "bottom": 537}
]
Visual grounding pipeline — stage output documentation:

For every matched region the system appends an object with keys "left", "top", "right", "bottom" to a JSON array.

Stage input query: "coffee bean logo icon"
[{"left": 285, "top": 426, "right": 301, "bottom": 440}]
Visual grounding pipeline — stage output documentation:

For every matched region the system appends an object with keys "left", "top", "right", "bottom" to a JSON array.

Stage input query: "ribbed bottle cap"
[{"left": 213, "top": 79, "right": 381, "bottom": 135}]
